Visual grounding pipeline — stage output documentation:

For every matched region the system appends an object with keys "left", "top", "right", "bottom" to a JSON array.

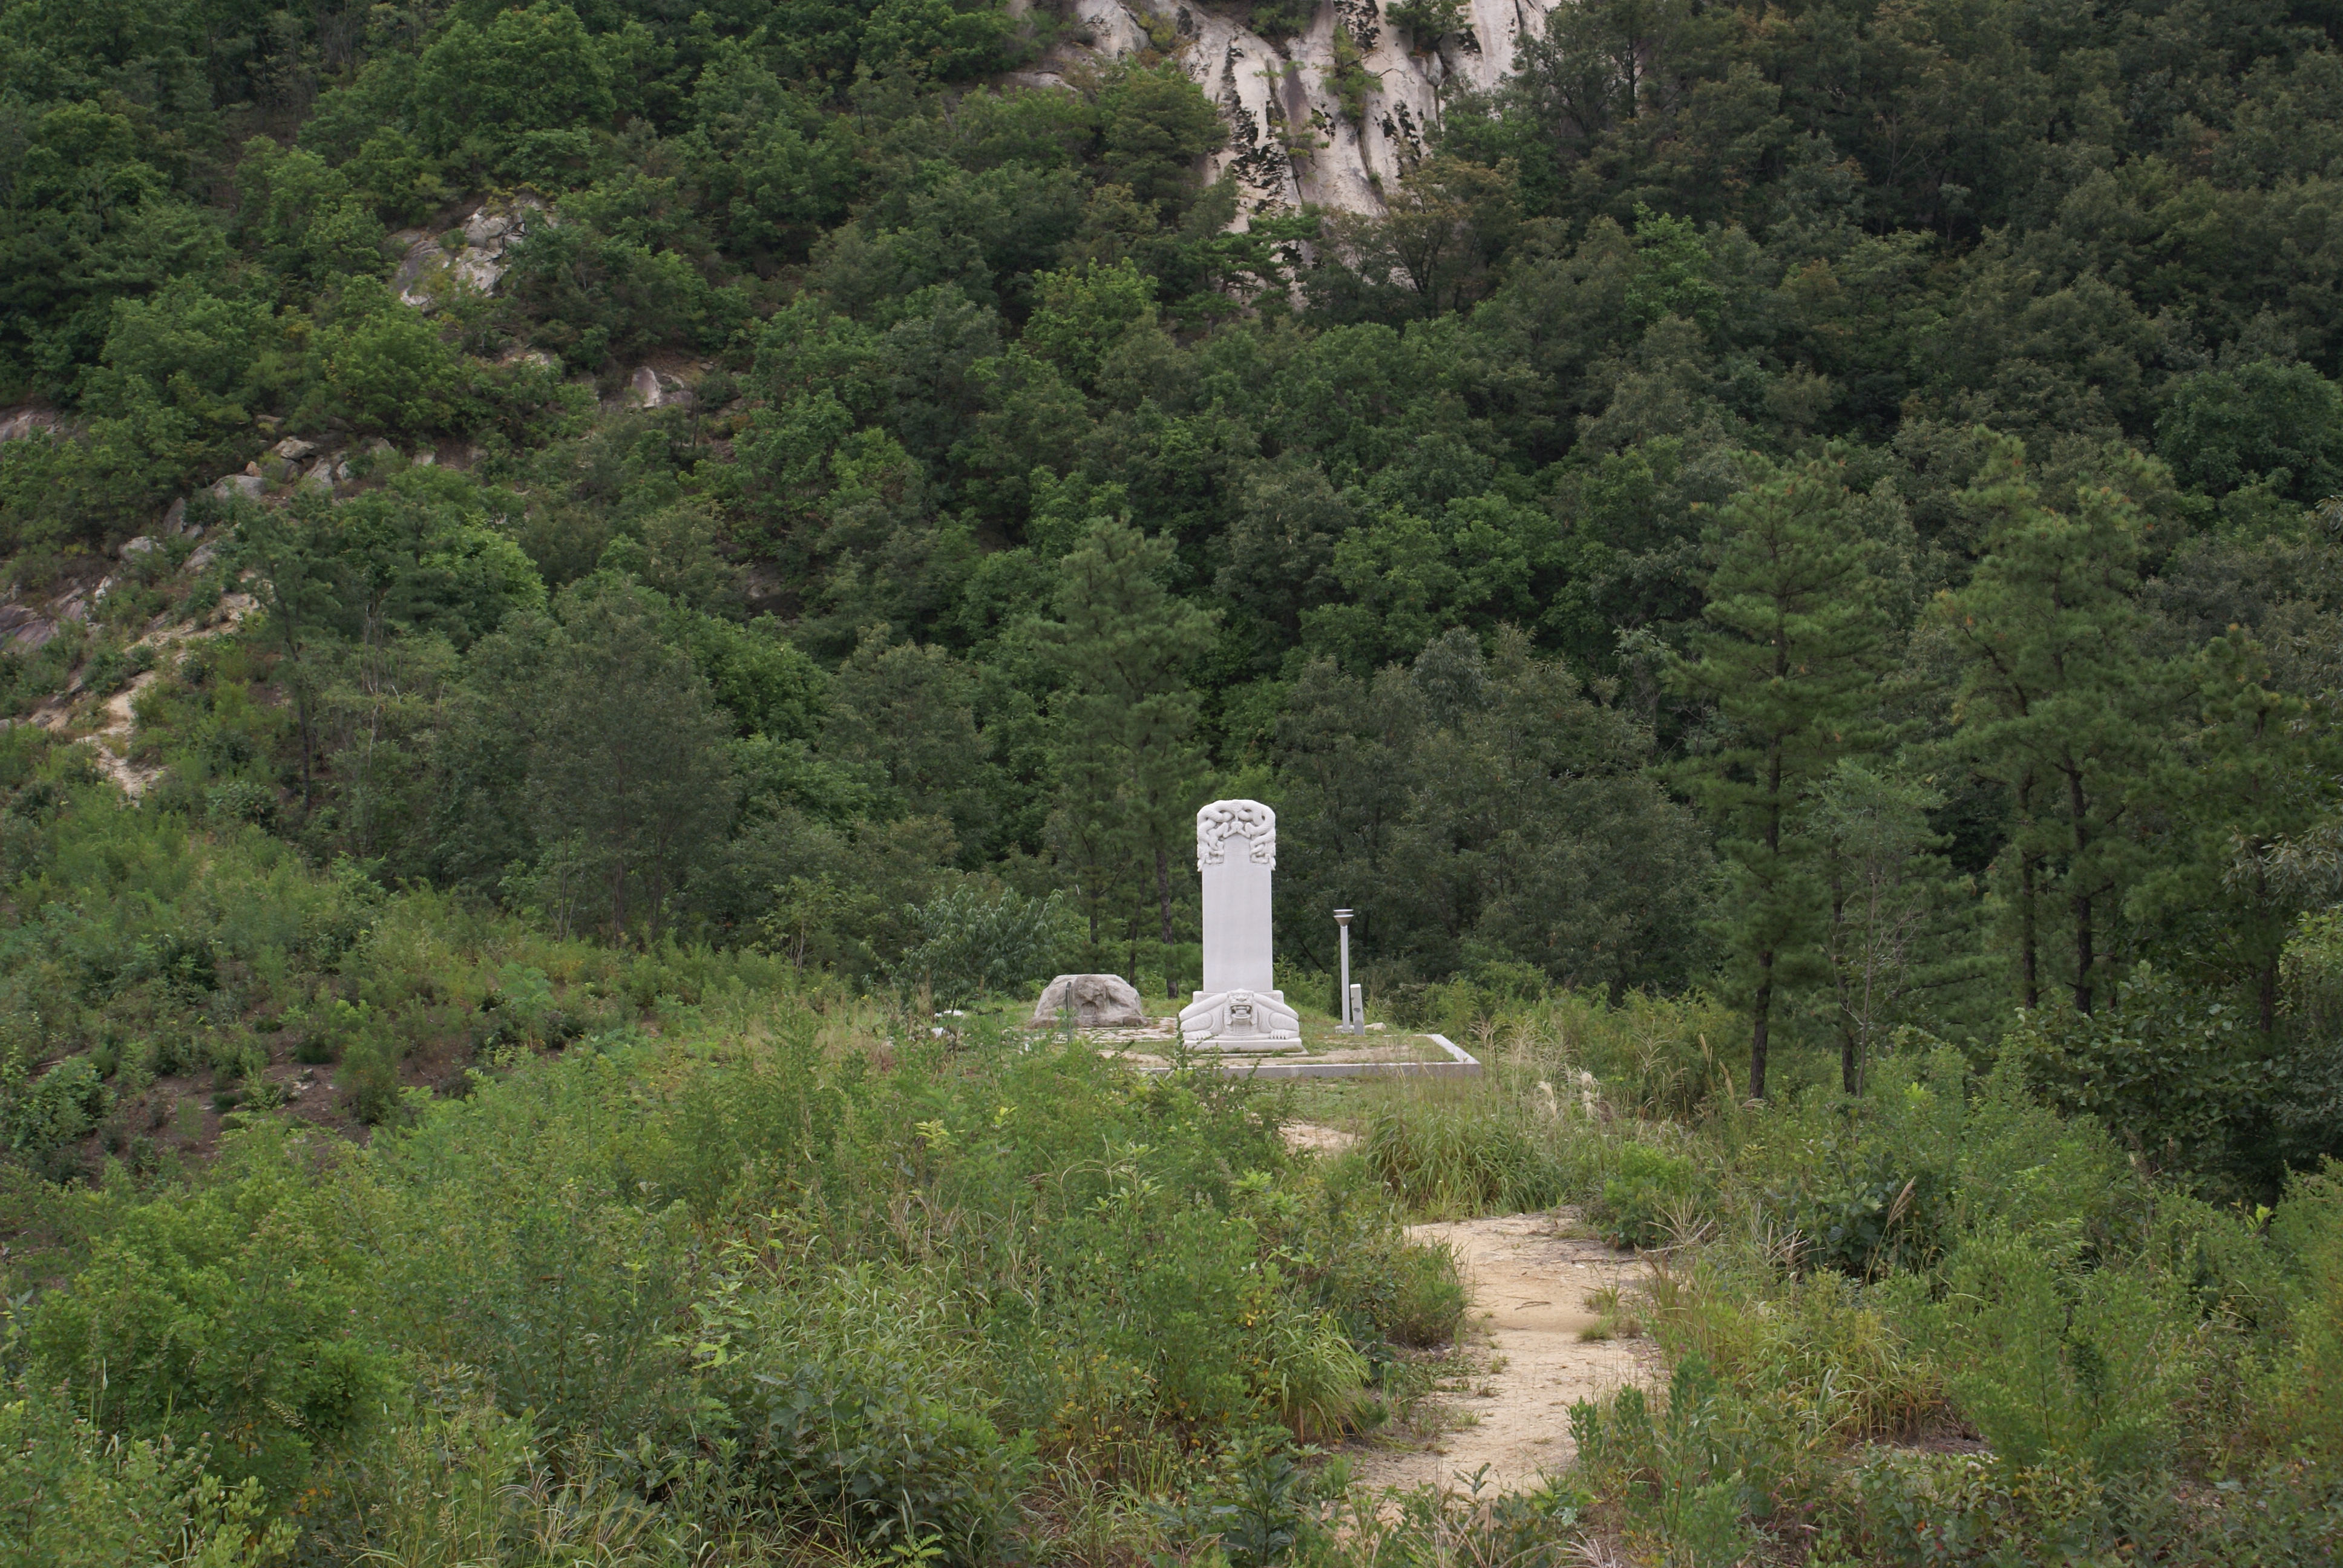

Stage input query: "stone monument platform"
[
  {"left": 1025, "top": 1005, "right": 1483, "bottom": 1080},
  {"left": 1026, "top": 797, "right": 1486, "bottom": 1076}
]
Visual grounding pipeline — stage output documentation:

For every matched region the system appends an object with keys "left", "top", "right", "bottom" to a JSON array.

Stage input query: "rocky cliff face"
[{"left": 1014, "top": 0, "right": 1558, "bottom": 223}]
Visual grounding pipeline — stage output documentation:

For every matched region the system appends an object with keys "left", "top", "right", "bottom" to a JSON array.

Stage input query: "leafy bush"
[
  {"left": 19, "top": 1126, "right": 401, "bottom": 1495},
  {"left": 2006, "top": 965, "right": 2278, "bottom": 1189},
  {"left": 1387, "top": 0, "right": 1466, "bottom": 43},
  {"left": 2258, "top": 1158, "right": 2343, "bottom": 1454},
  {"left": 1, "top": 1049, "right": 105, "bottom": 1160},
  {"left": 1846, "top": 1447, "right": 2343, "bottom": 1566},
  {"left": 0, "top": 1389, "right": 294, "bottom": 1568},
  {"left": 340, "top": 1017, "right": 409, "bottom": 1125},
  {"left": 892, "top": 884, "right": 1073, "bottom": 1008},
  {"left": 706, "top": 1266, "right": 1034, "bottom": 1561},
  {"left": 1594, "top": 1142, "right": 1708, "bottom": 1249},
  {"left": 1849, "top": 1447, "right": 2117, "bottom": 1568},
  {"left": 1912, "top": 1233, "right": 2199, "bottom": 1475}
]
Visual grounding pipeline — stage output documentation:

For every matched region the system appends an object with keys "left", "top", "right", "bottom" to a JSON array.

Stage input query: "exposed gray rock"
[
  {"left": 162, "top": 497, "right": 188, "bottom": 534},
  {"left": 1032, "top": 973, "right": 1148, "bottom": 1029},
  {"left": 185, "top": 541, "right": 220, "bottom": 575},
  {"left": 0, "top": 604, "right": 57, "bottom": 650},
  {"left": 1038, "top": 0, "right": 1559, "bottom": 225},
  {"left": 627, "top": 365, "right": 694, "bottom": 408},
  {"left": 119, "top": 536, "right": 160, "bottom": 558},
  {"left": 211, "top": 474, "right": 266, "bottom": 503},
  {"left": 390, "top": 230, "right": 441, "bottom": 306},
  {"left": 272, "top": 437, "right": 318, "bottom": 461},
  {"left": 400, "top": 199, "right": 551, "bottom": 309},
  {"left": 0, "top": 408, "right": 61, "bottom": 443}
]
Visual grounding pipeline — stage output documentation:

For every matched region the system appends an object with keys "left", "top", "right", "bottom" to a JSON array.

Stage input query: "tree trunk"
[
  {"left": 1156, "top": 845, "right": 1177, "bottom": 999},
  {"left": 2018, "top": 851, "right": 2039, "bottom": 1010},
  {"left": 2259, "top": 955, "right": 2279, "bottom": 1034},
  {"left": 1749, "top": 949, "right": 1772, "bottom": 1102},
  {"left": 2007, "top": 768, "right": 2041, "bottom": 1010},
  {"left": 2068, "top": 765, "right": 2094, "bottom": 1014},
  {"left": 1829, "top": 873, "right": 1858, "bottom": 1096},
  {"left": 2071, "top": 889, "right": 2095, "bottom": 1014}
]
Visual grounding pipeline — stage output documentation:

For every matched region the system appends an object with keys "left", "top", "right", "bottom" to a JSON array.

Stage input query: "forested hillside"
[
  {"left": 2, "top": 0, "right": 2343, "bottom": 1559},
  {"left": 10, "top": 0, "right": 2343, "bottom": 1123}
]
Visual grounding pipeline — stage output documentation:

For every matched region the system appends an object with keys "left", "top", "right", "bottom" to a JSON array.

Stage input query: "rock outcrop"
[
  {"left": 1021, "top": 0, "right": 1558, "bottom": 222},
  {"left": 392, "top": 197, "right": 551, "bottom": 310}
]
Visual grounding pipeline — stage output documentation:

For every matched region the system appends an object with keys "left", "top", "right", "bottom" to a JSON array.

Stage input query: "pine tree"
[
  {"left": 1036, "top": 520, "right": 1219, "bottom": 995},
  {"left": 1809, "top": 760, "right": 1985, "bottom": 1092},
  {"left": 1942, "top": 441, "right": 2160, "bottom": 1016},
  {"left": 1671, "top": 459, "right": 1893, "bottom": 1099},
  {"left": 2133, "top": 631, "right": 2343, "bottom": 1031}
]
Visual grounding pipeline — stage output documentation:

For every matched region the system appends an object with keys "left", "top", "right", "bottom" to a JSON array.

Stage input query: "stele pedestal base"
[{"left": 1178, "top": 987, "right": 1302, "bottom": 1050}]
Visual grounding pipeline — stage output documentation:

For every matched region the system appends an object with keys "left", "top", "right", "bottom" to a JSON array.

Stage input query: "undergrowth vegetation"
[
  {"left": 1337, "top": 999, "right": 2343, "bottom": 1566},
  {"left": 3, "top": 999, "right": 1468, "bottom": 1566}
]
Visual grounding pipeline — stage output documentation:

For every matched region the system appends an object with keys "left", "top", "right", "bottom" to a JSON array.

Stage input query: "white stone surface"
[
  {"left": 1180, "top": 799, "right": 1303, "bottom": 1044},
  {"left": 1038, "top": 0, "right": 1561, "bottom": 225},
  {"left": 1033, "top": 972, "right": 1148, "bottom": 1028},
  {"left": 396, "top": 199, "right": 549, "bottom": 310},
  {"left": 1180, "top": 986, "right": 1301, "bottom": 1047}
]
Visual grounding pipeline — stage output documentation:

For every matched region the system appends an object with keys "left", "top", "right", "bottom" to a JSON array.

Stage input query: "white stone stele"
[{"left": 1178, "top": 800, "right": 1302, "bottom": 1049}]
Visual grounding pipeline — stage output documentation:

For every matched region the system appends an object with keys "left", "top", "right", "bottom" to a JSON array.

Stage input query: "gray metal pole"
[{"left": 1334, "top": 910, "right": 1355, "bottom": 1033}]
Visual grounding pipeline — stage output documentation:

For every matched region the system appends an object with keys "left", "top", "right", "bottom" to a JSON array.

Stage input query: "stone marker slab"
[
  {"left": 1179, "top": 800, "right": 1301, "bottom": 1045},
  {"left": 1031, "top": 973, "right": 1146, "bottom": 1028}
]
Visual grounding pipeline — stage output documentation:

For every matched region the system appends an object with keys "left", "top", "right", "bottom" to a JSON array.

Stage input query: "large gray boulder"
[{"left": 1031, "top": 973, "right": 1145, "bottom": 1029}]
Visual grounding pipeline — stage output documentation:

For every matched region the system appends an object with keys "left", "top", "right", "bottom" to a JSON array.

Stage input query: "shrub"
[
  {"left": 205, "top": 779, "right": 277, "bottom": 828},
  {"left": 701, "top": 1265, "right": 1034, "bottom": 1562},
  {"left": 1355, "top": 1080, "right": 1573, "bottom": 1217},
  {"left": 1595, "top": 1142, "right": 1708, "bottom": 1249},
  {"left": 2004, "top": 965, "right": 2281, "bottom": 1189},
  {"left": 19, "top": 1126, "right": 400, "bottom": 1497},
  {"left": 891, "top": 884, "right": 1073, "bottom": 1009},
  {"left": 1910, "top": 1232, "right": 2198, "bottom": 1475},
  {"left": 1849, "top": 1447, "right": 2115, "bottom": 1567},
  {"left": 2258, "top": 1158, "right": 2343, "bottom": 1454},
  {"left": 0, "top": 1389, "right": 294, "bottom": 1568},
  {"left": 1388, "top": 0, "right": 1466, "bottom": 44},
  {"left": 2, "top": 1049, "right": 106, "bottom": 1158}
]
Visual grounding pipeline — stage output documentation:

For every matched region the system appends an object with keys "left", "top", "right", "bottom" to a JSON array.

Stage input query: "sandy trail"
[{"left": 1351, "top": 1212, "right": 1655, "bottom": 1497}]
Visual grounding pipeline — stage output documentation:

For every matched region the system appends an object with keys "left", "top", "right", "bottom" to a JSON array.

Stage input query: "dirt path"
[{"left": 1352, "top": 1212, "right": 1656, "bottom": 1497}]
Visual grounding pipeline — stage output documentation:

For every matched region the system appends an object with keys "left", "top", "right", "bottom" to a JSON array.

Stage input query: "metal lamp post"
[{"left": 1334, "top": 909, "right": 1357, "bottom": 1033}]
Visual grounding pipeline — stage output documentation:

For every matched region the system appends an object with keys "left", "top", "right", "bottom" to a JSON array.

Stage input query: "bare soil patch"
[
  {"left": 1282, "top": 1121, "right": 1360, "bottom": 1154},
  {"left": 1351, "top": 1211, "right": 1657, "bottom": 1497}
]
